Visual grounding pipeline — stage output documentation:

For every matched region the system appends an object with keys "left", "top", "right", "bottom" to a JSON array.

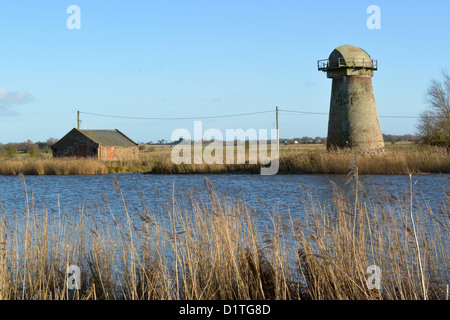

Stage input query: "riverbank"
[{"left": 0, "top": 146, "right": 448, "bottom": 175}]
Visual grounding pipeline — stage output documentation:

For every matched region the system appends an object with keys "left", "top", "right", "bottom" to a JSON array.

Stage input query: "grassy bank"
[
  {"left": 0, "top": 173, "right": 448, "bottom": 300},
  {"left": 0, "top": 146, "right": 448, "bottom": 175}
]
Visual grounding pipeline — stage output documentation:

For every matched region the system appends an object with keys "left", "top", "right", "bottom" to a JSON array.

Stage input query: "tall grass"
[
  {"left": 150, "top": 146, "right": 450, "bottom": 174},
  {"left": 0, "top": 158, "right": 108, "bottom": 176},
  {"left": 0, "top": 169, "right": 448, "bottom": 300},
  {"left": 278, "top": 147, "right": 450, "bottom": 174},
  {"left": 0, "top": 147, "right": 449, "bottom": 175},
  {"left": 295, "top": 177, "right": 450, "bottom": 299}
]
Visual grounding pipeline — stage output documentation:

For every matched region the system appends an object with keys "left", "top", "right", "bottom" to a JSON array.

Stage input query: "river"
[{"left": 0, "top": 173, "right": 448, "bottom": 223}]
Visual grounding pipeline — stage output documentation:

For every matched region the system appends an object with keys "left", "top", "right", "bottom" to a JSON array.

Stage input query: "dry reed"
[
  {"left": 0, "top": 158, "right": 108, "bottom": 176},
  {"left": 0, "top": 169, "right": 448, "bottom": 300},
  {"left": 0, "top": 147, "right": 448, "bottom": 176}
]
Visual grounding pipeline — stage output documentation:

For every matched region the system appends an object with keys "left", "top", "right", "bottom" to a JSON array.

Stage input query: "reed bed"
[
  {"left": 0, "top": 169, "right": 448, "bottom": 300},
  {"left": 280, "top": 147, "right": 450, "bottom": 174},
  {"left": 0, "top": 147, "right": 448, "bottom": 176},
  {"left": 150, "top": 147, "right": 450, "bottom": 175},
  {"left": 0, "top": 158, "right": 108, "bottom": 176}
]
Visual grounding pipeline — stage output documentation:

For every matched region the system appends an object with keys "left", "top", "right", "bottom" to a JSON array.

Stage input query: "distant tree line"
[
  {"left": 143, "top": 137, "right": 327, "bottom": 146},
  {"left": 382, "top": 134, "right": 420, "bottom": 144},
  {"left": 140, "top": 134, "right": 422, "bottom": 149},
  {"left": 0, "top": 138, "right": 58, "bottom": 158},
  {"left": 282, "top": 137, "right": 325, "bottom": 145}
]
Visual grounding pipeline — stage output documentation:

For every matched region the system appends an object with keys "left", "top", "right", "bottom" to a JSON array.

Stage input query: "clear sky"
[{"left": 1, "top": 0, "right": 449, "bottom": 143}]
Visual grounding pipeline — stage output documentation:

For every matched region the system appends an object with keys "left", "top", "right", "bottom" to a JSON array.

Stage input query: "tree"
[
  {"left": 416, "top": 69, "right": 450, "bottom": 147},
  {"left": 4, "top": 145, "right": 17, "bottom": 158},
  {"left": 27, "top": 144, "right": 38, "bottom": 157},
  {"left": 46, "top": 138, "right": 58, "bottom": 145}
]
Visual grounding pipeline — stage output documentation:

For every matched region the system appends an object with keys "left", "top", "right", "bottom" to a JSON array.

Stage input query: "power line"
[
  {"left": 379, "top": 115, "right": 423, "bottom": 119},
  {"left": 79, "top": 110, "right": 274, "bottom": 120},
  {"left": 279, "top": 109, "right": 328, "bottom": 115},
  {"left": 78, "top": 108, "right": 436, "bottom": 122},
  {"left": 279, "top": 109, "right": 441, "bottom": 119}
]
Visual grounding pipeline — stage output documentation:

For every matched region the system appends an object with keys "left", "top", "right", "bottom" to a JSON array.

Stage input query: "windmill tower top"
[{"left": 318, "top": 45, "right": 377, "bottom": 78}]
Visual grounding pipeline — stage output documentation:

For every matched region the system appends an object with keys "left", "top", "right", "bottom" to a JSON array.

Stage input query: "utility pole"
[
  {"left": 276, "top": 106, "right": 279, "bottom": 151},
  {"left": 77, "top": 110, "right": 81, "bottom": 130}
]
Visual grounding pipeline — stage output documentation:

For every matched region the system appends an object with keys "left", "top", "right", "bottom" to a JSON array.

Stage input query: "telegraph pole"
[
  {"left": 77, "top": 110, "right": 81, "bottom": 130},
  {"left": 276, "top": 106, "right": 279, "bottom": 151}
]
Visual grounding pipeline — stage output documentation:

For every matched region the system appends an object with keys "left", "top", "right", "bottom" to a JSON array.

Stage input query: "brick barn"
[{"left": 51, "top": 128, "right": 139, "bottom": 160}]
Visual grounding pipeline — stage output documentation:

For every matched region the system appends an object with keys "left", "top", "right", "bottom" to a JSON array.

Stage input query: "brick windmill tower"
[{"left": 318, "top": 45, "right": 384, "bottom": 152}]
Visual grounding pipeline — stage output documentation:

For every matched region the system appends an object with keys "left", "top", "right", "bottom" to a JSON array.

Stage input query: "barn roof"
[{"left": 79, "top": 129, "right": 137, "bottom": 146}]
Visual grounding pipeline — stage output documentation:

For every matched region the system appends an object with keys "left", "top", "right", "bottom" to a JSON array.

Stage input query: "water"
[
  {"left": 0, "top": 173, "right": 448, "bottom": 221},
  {"left": 1, "top": 172, "right": 448, "bottom": 297}
]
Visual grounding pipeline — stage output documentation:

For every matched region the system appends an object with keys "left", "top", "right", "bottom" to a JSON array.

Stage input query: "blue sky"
[{"left": 1, "top": 0, "right": 449, "bottom": 143}]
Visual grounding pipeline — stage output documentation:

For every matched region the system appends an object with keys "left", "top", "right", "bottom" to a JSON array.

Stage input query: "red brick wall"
[{"left": 99, "top": 146, "right": 139, "bottom": 161}]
